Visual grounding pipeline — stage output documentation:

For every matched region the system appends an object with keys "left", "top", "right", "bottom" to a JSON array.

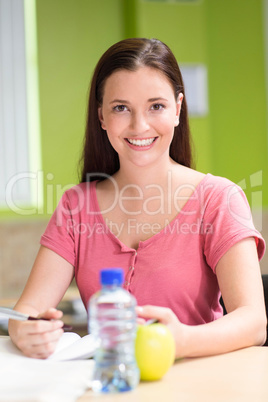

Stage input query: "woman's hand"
[
  {"left": 136, "top": 305, "right": 186, "bottom": 358},
  {"left": 8, "top": 308, "right": 64, "bottom": 359}
]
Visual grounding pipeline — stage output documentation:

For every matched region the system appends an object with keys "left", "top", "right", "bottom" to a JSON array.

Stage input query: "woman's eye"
[
  {"left": 113, "top": 105, "right": 127, "bottom": 112},
  {"left": 151, "top": 103, "right": 165, "bottom": 111}
]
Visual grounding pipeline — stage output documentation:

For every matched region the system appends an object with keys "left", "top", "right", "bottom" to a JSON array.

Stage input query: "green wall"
[
  {"left": 136, "top": 0, "right": 268, "bottom": 206},
  {"left": 1, "top": 0, "right": 267, "bottom": 218},
  {"left": 36, "top": 0, "right": 124, "bottom": 216},
  {"left": 206, "top": 0, "right": 268, "bottom": 206}
]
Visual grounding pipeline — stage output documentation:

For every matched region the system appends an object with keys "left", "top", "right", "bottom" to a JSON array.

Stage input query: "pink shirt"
[{"left": 40, "top": 174, "right": 265, "bottom": 325}]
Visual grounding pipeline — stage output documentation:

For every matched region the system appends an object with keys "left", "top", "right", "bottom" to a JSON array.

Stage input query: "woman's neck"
[{"left": 113, "top": 158, "right": 179, "bottom": 191}]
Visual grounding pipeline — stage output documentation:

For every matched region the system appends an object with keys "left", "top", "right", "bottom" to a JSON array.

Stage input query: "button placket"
[{"left": 124, "top": 251, "right": 137, "bottom": 290}]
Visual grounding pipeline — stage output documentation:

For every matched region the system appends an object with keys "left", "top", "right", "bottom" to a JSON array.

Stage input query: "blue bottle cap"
[{"left": 100, "top": 268, "right": 124, "bottom": 285}]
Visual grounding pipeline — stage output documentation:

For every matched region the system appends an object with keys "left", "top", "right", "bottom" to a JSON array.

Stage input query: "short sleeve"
[
  {"left": 40, "top": 187, "right": 83, "bottom": 266},
  {"left": 203, "top": 182, "right": 265, "bottom": 272}
]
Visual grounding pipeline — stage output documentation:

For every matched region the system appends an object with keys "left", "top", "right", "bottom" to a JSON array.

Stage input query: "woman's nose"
[{"left": 129, "top": 112, "right": 150, "bottom": 134}]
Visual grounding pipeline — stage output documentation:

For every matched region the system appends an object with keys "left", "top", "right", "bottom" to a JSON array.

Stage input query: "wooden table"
[{"left": 78, "top": 346, "right": 268, "bottom": 402}]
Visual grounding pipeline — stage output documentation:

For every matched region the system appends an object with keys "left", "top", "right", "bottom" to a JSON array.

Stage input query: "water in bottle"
[{"left": 88, "top": 268, "right": 140, "bottom": 393}]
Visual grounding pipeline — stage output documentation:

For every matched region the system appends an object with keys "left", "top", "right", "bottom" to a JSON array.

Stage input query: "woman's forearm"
[{"left": 178, "top": 307, "right": 267, "bottom": 358}]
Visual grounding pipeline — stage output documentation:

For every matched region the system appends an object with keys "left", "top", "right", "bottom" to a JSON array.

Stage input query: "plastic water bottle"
[{"left": 88, "top": 268, "right": 140, "bottom": 393}]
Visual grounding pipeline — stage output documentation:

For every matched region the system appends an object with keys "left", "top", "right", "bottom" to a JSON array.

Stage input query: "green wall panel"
[
  {"left": 206, "top": 0, "right": 268, "bottom": 205},
  {"left": 36, "top": 0, "right": 123, "bottom": 216}
]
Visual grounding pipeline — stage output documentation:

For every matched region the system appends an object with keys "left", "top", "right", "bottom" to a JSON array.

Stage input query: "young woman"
[{"left": 9, "top": 38, "right": 266, "bottom": 359}]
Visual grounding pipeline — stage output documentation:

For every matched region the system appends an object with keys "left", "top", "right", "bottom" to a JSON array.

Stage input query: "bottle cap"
[{"left": 100, "top": 268, "right": 124, "bottom": 285}]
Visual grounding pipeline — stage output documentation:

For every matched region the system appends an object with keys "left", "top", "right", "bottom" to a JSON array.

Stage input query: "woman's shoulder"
[
  {"left": 172, "top": 165, "right": 205, "bottom": 188},
  {"left": 63, "top": 181, "right": 97, "bottom": 196},
  {"left": 54, "top": 181, "right": 100, "bottom": 218},
  {"left": 199, "top": 172, "right": 243, "bottom": 197},
  {"left": 173, "top": 165, "right": 242, "bottom": 197},
  {"left": 58, "top": 181, "right": 98, "bottom": 210},
  {"left": 196, "top": 172, "right": 250, "bottom": 217},
  {"left": 180, "top": 168, "right": 246, "bottom": 207},
  {"left": 174, "top": 166, "right": 231, "bottom": 191}
]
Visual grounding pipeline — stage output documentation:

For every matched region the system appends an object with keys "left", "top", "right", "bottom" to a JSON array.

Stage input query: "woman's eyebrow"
[
  {"left": 148, "top": 97, "right": 168, "bottom": 102},
  {"left": 109, "top": 97, "right": 169, "bottom": 105},
  {"left": 109, "top": 99, "right": 130, "bottom": 105}
]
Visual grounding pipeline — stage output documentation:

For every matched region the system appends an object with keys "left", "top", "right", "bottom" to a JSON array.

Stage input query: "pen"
[{"left": 0, "top": 307, "right": 72, "bottom": 331}]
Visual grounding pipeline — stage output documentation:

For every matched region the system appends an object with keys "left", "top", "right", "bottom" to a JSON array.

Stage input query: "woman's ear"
[
  {"left": 174, "top": 93, "right": 184, "bottom": 127},
  {"left": 98, "top": 107, "right": 106, "bottom": 130}
]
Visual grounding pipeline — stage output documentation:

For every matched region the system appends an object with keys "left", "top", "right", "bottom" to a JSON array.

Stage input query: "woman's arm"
[
  {"left": 8, "top": 245, "right": 75, "bottom": 358},
  {"left": 137, "top": 237, "right": 267, "bottom": 358}
]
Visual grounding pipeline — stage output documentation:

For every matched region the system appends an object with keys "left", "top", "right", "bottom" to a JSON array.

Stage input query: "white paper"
[
  {"left": 0, "top": 334, "right": 96, "bottom": 401},
  {"left": 48, "top": 332, "right": 98, "bottom": 361},
  {"left": 0, "top": 353, "right": 94, "bottom": 402},
  {"left": 0, "top": 332, "right": 97, "bottom": 361}
]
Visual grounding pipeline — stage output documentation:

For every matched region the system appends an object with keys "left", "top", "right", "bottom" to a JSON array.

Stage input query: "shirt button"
[{"left": 129, "top": 266, "right": 134, "bottom": 271}]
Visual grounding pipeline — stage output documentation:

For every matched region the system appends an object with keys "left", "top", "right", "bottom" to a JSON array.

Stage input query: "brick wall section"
[{"left": 0, "top": 220, "right": 48, "bottom": 300}]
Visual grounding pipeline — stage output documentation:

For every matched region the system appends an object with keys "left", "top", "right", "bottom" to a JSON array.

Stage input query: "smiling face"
[{"left": 98, "top": 66, "right": 183, "bottom": 170}]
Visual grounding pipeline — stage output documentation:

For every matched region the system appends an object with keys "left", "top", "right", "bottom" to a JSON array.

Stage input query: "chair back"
[{"left": 262, "top": 274, "right": 268, "bottom": 346}]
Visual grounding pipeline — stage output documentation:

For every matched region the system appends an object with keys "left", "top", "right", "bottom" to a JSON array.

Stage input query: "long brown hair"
[{"left": 80, "top": 38, "right": 193, "bottom": 182}]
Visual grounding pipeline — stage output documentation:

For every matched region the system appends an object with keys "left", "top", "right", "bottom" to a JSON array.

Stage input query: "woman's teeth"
[{"left": 127, "top": 138, "right": 156, "bottom": 146}]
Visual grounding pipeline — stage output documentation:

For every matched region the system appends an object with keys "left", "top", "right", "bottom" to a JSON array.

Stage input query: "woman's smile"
[{"left": 125, "top": 137, "right": 158, "bottom": 149}]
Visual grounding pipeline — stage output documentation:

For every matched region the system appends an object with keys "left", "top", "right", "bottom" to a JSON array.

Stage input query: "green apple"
[{"left": 135, "top": 323, "right": 176, "bottom": 381}]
